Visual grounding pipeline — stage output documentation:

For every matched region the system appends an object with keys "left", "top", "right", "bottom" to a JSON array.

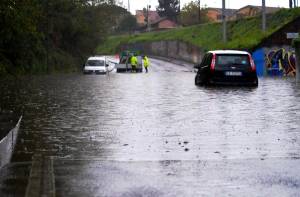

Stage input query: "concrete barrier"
[{"left": 25, "top": 155, "right": 56, "bottom": 197}]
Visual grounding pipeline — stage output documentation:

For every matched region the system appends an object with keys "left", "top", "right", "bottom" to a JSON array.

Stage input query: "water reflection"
[
  {"left": 0, "top": 71, "right": 299, "bottom": 163},
  {"left": 1, "top": 61, "right": 300, "bottom": 196}
]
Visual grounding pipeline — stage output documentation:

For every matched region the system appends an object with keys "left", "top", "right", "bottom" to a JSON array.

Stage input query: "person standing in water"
[{"left": 143, "top": 56, "right": 150, "bottom": 73}]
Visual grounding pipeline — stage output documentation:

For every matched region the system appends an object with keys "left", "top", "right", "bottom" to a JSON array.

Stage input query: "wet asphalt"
[{"left": 0, "top": 58, "right": 300, "bottom": 196}]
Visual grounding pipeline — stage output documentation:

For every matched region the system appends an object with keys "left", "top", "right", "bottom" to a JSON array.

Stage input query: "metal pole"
[
  {"left": 198, "top": 0, "right": 201, "bottom": 23},
  {"left": 178, "top": 0, "right": 181, "bottom": 24},
  {"left": 222, "top": 0, "right": 227, "bottom": 43},
  {"left": 46, "top": 0, "right": 49, "bottom": 72},
  {"left": 128, "top": 0, "right": 130, "bottom": 12},
  {"left": 147, "top": 5, "right": 151, "bottom": 32},
  {"left": 262, "top": 0, "right": 266, "bottom": 32}
]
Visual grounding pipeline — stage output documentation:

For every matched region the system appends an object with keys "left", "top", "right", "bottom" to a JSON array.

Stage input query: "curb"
[
  {"left": 25, "top": 154, "right": 56, "bottom": 197},
  {"left": 149, "top": 55, "right": 195, "bottom": 68}
]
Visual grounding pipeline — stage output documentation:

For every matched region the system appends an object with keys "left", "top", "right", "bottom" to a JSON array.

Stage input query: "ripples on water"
[{"left": 0, "top": 72, "right": 300, "bottom": 162}]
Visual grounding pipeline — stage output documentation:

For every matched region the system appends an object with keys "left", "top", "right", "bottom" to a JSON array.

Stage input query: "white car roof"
[
  {"left": 87, "top": 56, "right": 106, "bottom": 61},
  {"left": 208, "top": 50, "right": 250, "bottom": 55}
]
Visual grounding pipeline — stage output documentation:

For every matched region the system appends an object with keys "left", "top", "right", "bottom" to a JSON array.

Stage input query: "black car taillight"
[
  {"left": 249, "top": 54, "right": 256, "bottom": 72},
  {"left": 210, "top": 53, "right": 216, "bottom": 72}
]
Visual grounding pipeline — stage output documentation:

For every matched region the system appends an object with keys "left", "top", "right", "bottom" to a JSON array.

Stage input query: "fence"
[{"left": 0, "top": 116, "right": 22, "bottom": 168}]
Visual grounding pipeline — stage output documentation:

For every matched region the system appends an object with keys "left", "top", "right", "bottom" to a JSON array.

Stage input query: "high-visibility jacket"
[
  {"left": 131, "top": 56, "right": 138, "bottom": 66},
  {"left": 143, "top": 56, "right": 150, "bottom": 68}
]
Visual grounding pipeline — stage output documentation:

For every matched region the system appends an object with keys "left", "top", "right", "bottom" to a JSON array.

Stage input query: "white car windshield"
[{"left": 86, "top": 60, "right": 105, "bottom": 66}]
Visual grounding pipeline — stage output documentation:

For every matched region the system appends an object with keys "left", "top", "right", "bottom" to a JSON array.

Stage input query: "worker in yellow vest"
[
  {"left": 143, "top": 56, "right": 150, "bottom": 73},
  {"left": 130, "top": 55, "right": 138, "bottom": 73}
]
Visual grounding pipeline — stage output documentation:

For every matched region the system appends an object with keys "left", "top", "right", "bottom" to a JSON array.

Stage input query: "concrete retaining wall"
[
  {"left": 252, "top": 45, "right": 296, "bottom": 77},
  {"left": 120, "top": 40, "right": 205, "bottom": 64},
  {"left": 295, "top": 42, "right": 300, "bottom": 82},
  {"left": 121, "top": 41, "right": 297, "bottom": 77}
]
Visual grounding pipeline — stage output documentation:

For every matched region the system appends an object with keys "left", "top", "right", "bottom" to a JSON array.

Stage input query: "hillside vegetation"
[
  {"left": 0, "top": 1, "right": 128, "bottom": 76},
  {"left": 97, "top": 8, "right": 300, "bottom": 54}
]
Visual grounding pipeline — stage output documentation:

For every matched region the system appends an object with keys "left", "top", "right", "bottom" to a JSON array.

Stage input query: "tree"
[
  {"left": 0, "top": 0, "right": 130, "bottom": 74},
  {"left": 179, "top": 1, "right": 208, "bottom": 26},
  {"left": 117, "top": 14, "right": 137, "bottom": 33},
  {"left": 157, "top": 0, "right": 180, "bottom": 22},
  {"left": 0, "top": 0, "right": 43, "bottom": 73}
]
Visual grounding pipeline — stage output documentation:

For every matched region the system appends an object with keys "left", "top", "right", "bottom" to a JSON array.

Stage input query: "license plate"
[{"left": 225, "top": 71, "right": 242, "bottom": 76}]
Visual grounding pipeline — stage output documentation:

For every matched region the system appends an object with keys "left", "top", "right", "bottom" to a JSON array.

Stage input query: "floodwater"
[{"left": 1, "top": 58, "right": 300, "bottom": 196}]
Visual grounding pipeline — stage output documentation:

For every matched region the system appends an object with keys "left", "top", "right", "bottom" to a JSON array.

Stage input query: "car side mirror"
[{"left": 194, "top": 64, "right": 200, "bottom": 69}]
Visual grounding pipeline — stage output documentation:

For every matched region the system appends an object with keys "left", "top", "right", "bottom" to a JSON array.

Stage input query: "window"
[
  {"left": 86, "top": 60, "right": 105, "bottom": 67},
  {"left": 206, "top": 54, "right": 213, "bottom": 65},
  {"left": 199, "top": 54, "right": 208, "bottom": 67},
  {"left": 216, "top": 54, "right": 250, "bottom": 68}
]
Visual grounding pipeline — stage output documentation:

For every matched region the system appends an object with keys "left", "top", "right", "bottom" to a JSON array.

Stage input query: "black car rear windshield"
[
  {"left": 216, "top": 54, "right": 250, "bottom": 67},
  {"left": 86, "top": 60, "right": 105, "bottom": 66}
]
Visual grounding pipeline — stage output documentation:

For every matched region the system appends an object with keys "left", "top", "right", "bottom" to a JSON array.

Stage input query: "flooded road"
[{"left": 1, "top": 58, "right": 300, "bottom": 196}]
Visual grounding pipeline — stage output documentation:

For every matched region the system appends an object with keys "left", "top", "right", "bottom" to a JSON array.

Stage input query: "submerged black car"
[{"left": 195, "top": 50, "right": 258, "bottom": 86}]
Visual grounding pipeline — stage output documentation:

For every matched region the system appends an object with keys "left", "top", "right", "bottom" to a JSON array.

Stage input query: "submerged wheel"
[
  {"left": 195, "top": 76, "right": 199, "bottom": 85},
  {"left": 195, "top": 75, "right": 204, "bottom": 86},
  {"left": 252, "top": 78, "right": 259, "bottom": 87}
]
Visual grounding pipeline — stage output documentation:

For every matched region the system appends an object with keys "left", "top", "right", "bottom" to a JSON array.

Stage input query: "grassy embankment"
[{"left": 96, "top": 8, "right": 300, "bottom": 54}]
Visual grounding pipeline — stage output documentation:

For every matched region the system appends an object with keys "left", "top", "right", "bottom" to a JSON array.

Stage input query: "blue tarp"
[{"left": 252, "top": 49, "right": 265, "bottom": 77}]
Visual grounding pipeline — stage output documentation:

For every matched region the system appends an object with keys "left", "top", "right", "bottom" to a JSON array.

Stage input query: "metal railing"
[{"left": 0, "top": 116, "right": 22, "bottom": 169}]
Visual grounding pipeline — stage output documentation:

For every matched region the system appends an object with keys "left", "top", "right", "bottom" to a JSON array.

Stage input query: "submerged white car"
[{"left": 83, "top": 56, "right": 107, "bottom": 74}]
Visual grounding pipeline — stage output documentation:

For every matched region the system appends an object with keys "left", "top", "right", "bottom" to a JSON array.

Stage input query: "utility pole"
[
  {"left": 147, "top": 5, "right": 151, "bottom": 32},
  {"left": 222, "top": 0, "right": 227, "bottom": 43},
  {"left": 128, "top": 0, "right": 130, "bottom": 12},
  {"left": 262, "top": 0, "right": 266, "bottom": 32},
  {"left": 46, "top": 0, "right": 49, "bottom": 72},
  {"left": 178, "top": 0, "right": 181, "bottom": 24},
  {"left": 198, "top": 0, "right": 201, "bottom": 24}
]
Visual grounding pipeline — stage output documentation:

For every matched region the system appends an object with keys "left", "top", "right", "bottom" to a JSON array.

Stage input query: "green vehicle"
[{"left": 116, "top": 50, "right": 143, "bottom": 73}]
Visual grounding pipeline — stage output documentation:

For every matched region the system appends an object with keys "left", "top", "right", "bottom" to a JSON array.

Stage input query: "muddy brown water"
[{"left": 0, "top": 58, "right": 300, "bottom": 196}]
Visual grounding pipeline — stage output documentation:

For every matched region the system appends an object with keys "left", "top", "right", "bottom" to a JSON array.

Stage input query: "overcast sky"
[{"left": 122, "top": 0, "right": 289, "bottom": 14}]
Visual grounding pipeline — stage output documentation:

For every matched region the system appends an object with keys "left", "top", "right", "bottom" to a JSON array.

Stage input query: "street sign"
[{"left": 287, "top": 33, "right": 299, "bottom": 39}]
